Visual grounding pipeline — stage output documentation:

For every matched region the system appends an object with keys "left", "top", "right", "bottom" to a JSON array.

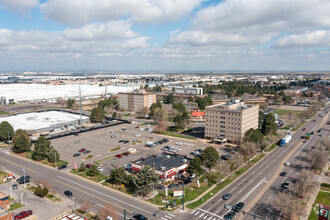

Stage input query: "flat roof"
[
  {"left": 133, "top": 153, "right": 191, "bottom": 171},
  {"left": 0, "top": 111, "right": 89, "bottom": 131}
]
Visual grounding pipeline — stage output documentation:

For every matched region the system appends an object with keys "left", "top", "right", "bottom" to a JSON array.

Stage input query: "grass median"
[
  {"left": 161, "top": 131, "right": 197, "bottom": 140},
  {"left": 308, "top": 191, "right": 330, "bottom": 220},
  {"left": 71, "top": 169, "right": 108, "bottom": 183}
]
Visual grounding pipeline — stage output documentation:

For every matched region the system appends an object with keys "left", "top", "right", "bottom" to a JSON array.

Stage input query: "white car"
[
  {"left": 188, "top": 173, "right": 196, "bottom": 179},
  {"left": 175, "top": 142, "right": 183, "bottom": 146},
  {"left": 285, "top": 162, "right": 290, "bottom": 166},
  {"left": 135, "top": 134, "right": 141, "bottom": 137},
  {"left": 98, "top": 167, "right": 104, "bottom": 172}
]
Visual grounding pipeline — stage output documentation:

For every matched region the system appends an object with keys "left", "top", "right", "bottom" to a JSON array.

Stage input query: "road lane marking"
[
  {"left": 208, "top": 216, "right": 213, "bottom": 220},
  {"left": 56, "top": 176, "right": 154, "bottom": 215},
  {"left": 0, "top": 156, "right": 36, "bottom": 174},
  {"left": 251, "top": 171, "right": 255, "bottom": 175},
  {"left": 161, "top": 217, "right": 167, "bottom": 220},
  {"left": 167, "top": 213, "right": 175, "bottom": 217},
  {"left": 265, "top": 165, "right": 269, "bottom": 169},
  {"left": 197, "top": 208, "right": 222, "bottom": 219},
  {"left": 194, "top": 211, "right": 200, "bottom": 216},
  {"left": 164, "top": 215, "right": 172, "bottom": 219},
  {"left": 200, "top": 213, "right": 205, "bottom": 217},
  {"left": 191, "top": 210, "right": 196, "bottom": 214},
  {"left": 204, "top": 215, "right": 208, "bottom": 219},
  {"left": 240, "top": 178, "right": 266, "bottom": 202}
]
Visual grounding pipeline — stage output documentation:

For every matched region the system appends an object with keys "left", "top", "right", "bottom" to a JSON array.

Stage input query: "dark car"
[
  {"left": 85, "top": 164, "right": 92, "bottom": 168},
  {"left": 313, "top": 120, "right": 316, "bottom": 122},
  {"left": 184, "top": 178, "right": 192, "bottom": 185},
  {"left": 302, "top": 128, "right": 306, "bottom": 131},
  {"left": 224, "top": 211, "right": 236, "bottom": 220},
  {"left": 122, "top": 152, "right": 129, "bottom": 156},
  {"left": 317, "top": 129, "right": 321, "bottom": 133},
  {"left": 17, "top": 176, "right": 30, "bottom": 184},
  {"left": 310, "top": 131, "right": 314, "bottom": 135},
  {"left": 232, "top": 202, "right": 244, "bottom": 212},
  {"left": 119, "top": 139, "right": 124, "bottom": 143},
  {"left": 58, "top": 164, "right": 67, "bottom": 170},
  {"left": 79, "top": 148, "right": 86, "bottom": 153},
  {"left": 168, "top": 184, "right": 179, "bottom": 188},
  {"left": 163, "top": 138, "right": 169, "bottom": 142},
  {"left": 83, "top": 150, "right": 91, "bottom": 154},
  {"left": 157, "top": 184, "right": 165, "bottom": 190},
  {"left": 222, "top": 193, "right": 232, "bottom": 200},
  {"left": 73, "top": 153, "right": 81, "bottom": 157},
  {"left": 279, "top": 171, "right": 287, "bottom": 176},
  {"left": 14, "top": 210, "right": 33, "bottom": 219},
  {"left": 133, "top": 214, "right": 148, "bottom": 220},
  {"left": 221, "top": 155, "right": 229, "bottom": 160},
  {"left": 123, "top": 140, "right": 129, "bottom": 144},
  {"left": 64, "top": 190, "right": 73, "bottom": 197},
  {"left": 12, "top": 184, "right": 18, "bottom": 189},
  {"left": 115, "top": 154, "right": 123, "bottom": 158},
  {"left": 135, "top": 126, "right": 140, "bottom": 129}
]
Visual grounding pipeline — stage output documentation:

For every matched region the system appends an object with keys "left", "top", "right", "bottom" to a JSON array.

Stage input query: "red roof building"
[{"left": 191, "top": 110, "right": 205, "bottom": 119}]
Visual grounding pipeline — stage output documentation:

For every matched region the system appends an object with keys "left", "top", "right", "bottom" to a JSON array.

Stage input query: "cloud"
[
  {"left": 40, "top": 0, "right": 204, "bottom": 26},
  {"left": 0, "top": 0, "right": 39, "bottom": 14},
  {"left": 274, "top": 30, "right": 330, "bottom": 48}
]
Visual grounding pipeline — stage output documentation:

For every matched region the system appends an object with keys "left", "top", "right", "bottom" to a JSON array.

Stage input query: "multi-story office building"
[
  {"left": 118, "top": 92, "right": 156, "bottom": 112},
  {"left": 205, "top": 99, "right": 259, "bottom": 143},
  {"left": 173, "top": 86, "right": 203, "bottom": 96}
]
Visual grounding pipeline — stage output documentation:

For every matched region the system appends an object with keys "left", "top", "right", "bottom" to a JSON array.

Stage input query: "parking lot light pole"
[
  {"left": 20, "top": 193, "right": 24, "bottom": 205},
  {"left": 9, "top": 187, "right": 12, "bottom": 199},
  {"left": 73, "top": 197, "right": 76, "bottom": 210}
]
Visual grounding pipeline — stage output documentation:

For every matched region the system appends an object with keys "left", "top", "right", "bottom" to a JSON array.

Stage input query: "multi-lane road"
[
  {"left": 188, "top": 104, "right": 329, "bottom": 220},
  {"left": 0, "top": 105, "right": 328, "bottom": 220}
]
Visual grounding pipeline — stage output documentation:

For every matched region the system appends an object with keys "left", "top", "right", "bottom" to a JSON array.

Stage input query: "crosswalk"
[
  {"left": 160, "top": 213, "right": 176, "bottom": 220},
  {"left": 190, "top": 209, "right": 223, "bottom": 220}
]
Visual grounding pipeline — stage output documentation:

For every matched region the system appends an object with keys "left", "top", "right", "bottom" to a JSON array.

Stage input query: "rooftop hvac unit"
[
  {"left": 182, "top": 159, "right": 187, "bottom": 163},
  {"left": 165, "top": 155, "right": 171, "bottom": 159},
  {"left": 161, "top": 166, "right": 166, "bottom": 171}
]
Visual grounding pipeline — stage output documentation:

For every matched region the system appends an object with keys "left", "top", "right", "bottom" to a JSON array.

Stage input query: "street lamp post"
[
  {"left": 73, "top": 197, "right": 76, "bottom": 210},
  {"left": 9, "top": 187, "right": 12, "bottom": 199},
  {"left": 20, "top": 193, "right": 24, "bottom": 205},
  {"left": 22, "top": 169, "right": 25, "bottom": 184}
]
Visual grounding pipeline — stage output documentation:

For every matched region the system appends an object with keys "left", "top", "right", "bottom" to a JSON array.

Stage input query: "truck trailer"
[{"left": 279, "top": 134, "right": 292, "bottom": 147}]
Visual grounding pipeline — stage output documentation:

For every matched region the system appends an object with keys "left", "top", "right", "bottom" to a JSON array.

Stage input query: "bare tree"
[
  {"left": 80, "top": 200, "right": 93, "bottom": 213},
  {"left": 42, "top": 180, "right": 55, "bottom": 194},
  {"left": 275, "top": 192, "right": 304, "bottom": 220},
  {"left": 295, "top": 170, "right": 315, "bottom": 199},
  {"left": 308, "top": 148, "right": 328, "bottom": 170},
  {"left": 153, "top": 121, "right": 168, "bottom": 133},
  {"left": 137, "top": 107, "right": 149, "bottom": 118},
  {"left": 239, "top": 142, "right": 257, "bottom": 163},
  {"left": 99, "top": 204, "right": 118, "bottom": 220},
  {"left": 215, "top": 162, "right": 230, "bottom": 183},
  {"left": 32, "top": 178, "right": 43, "bottom": 186}
]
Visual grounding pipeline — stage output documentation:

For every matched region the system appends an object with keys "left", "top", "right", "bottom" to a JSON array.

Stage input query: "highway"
[{"left": 187, "top": 104, "right": 329, "bottom": 220}]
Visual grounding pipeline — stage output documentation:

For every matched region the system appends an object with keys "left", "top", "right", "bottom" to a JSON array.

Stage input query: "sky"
[{"left": 0, "top": 0, "right": 330, "bottom": 72}]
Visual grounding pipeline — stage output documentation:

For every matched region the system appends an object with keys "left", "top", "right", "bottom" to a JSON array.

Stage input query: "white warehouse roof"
[
  {"left": 0, "top": 84, "right": 138, "bottom": 102},
  {"left": 0, "top": 111, "right": 89, "bottom": 132}
]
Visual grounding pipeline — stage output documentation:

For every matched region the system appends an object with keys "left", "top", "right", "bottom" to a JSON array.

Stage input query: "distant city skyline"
[{"left": 1, "top": 0, "right": 330, "bottom": 71}]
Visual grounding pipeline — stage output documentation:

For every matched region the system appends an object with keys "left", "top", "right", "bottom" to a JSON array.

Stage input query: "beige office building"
[
  {"left": 119, "top": 92, "right": 156, "bottom": 112},
  {"left": 205, "top": 100, "right": 259, "bottom": 143}
]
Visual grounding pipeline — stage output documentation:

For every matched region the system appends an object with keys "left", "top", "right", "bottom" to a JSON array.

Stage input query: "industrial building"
[
  {"left": 212, "top": 97, "right": 267, "bottom": 105},
  {"left": 118, "top": 92, "right": 156, "bottom": 112},
  {"left": 0, "top": 111, "right": 89, "bottom": 135},
  {"left": 173, "top": 86, "right": 203, "bottom": 96},
  {"left": 0, "top": 84, "right": 138, "bottom": 104},
  {"left": 205, "top": 100, "right": 259, "bottom": 143},
  {"left": 131, "top": 153, "right": 191, "bottom": 183}
]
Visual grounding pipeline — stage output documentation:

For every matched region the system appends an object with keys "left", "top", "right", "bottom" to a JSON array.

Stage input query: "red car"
[
  {"left": 135, "top": 126, "right": 140, "bottom": 129},
  {"left": 85, "top": 164, "right": 92, "bottom": 168},
  {"left": 15, "top": 210, "right": 33, "bottom": 219},
  {"left": 122, "top": 152, "right": 129, "bottom": 156},
  {"left": 115, "top": 154, "right": 123, "bottom": 158},
  {"left": 79, "top": 148, "right": 86, "bottom": 153}
]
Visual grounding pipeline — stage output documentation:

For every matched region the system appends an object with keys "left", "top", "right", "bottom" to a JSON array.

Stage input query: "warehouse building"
[
  {"left": 173, "top": 86, "right": 203, "bottom": 96},
  {"left": 118, "top": 92, "right": 156, "bottom": 112},
  {"left": 131, "top": 153, "right": 191, "bottom": 183},
  {"left": 0, "top": 111, "right": 89, "bottom": 135},
  {"left": 205, "top": 99, "right": 259, "bottom": 143}
]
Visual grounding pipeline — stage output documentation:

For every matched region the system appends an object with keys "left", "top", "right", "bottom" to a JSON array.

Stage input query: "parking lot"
[{"left": 51, "top": 121, "right": 225, "bottom": 176}]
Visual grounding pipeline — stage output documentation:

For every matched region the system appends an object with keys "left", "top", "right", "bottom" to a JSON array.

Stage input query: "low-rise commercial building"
[
  {"left": 173, "top": 86, "right": 203, "bottom": 96},
  {"left": 131, "top": 153, "right": 191, "bottom": 182},
  {"left": 118, "top": 92, "right": 156, "bottom": 112},
  {"left": 205, "top": 100, "right": 259, "bottom": 143}
]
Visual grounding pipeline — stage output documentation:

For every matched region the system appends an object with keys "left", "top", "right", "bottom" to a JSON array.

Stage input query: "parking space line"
[{"left": 194, "top": 211, "right": 200, "bottom": 216}]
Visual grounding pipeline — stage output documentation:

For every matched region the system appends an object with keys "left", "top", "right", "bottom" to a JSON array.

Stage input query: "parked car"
[
  {"left": 221, "top": 155, "right": 229, "bottom": 160},
  {"left": 133, "top": 214, "right": 148, "bottom": 220},
  {"left": 279, "top": 171, "right": 287, "bottom": 176},
  {"left": 64, "top": 190, "right": 73, "bottom": 197},
  {"left": 97, "top": 167, "right": 104, "bottom": 172},
  {"left": 222, "top": 193, "right": 232, "bottom": 200},
  {"left": 320, "top": 134, "right": 324, "bottom": 137},
  {"left": 58, "top": 164, "right": 67, "bottom": 170},
  {"left": 73, "top": 153, "right": 81, "bottom": 157},
  {"left": 168, "top": 183, "right": 179, "bottom": 188},
  {"left": 85, "top": 164, "right": 92, "bottom": 168},
  {"left": 78, "top": 148, "right": 86, "bottom": 153},
  {"left": 163, "top": 138, "right": 169, "bottom": 143},
  {"left": 123, "top": 140, "right": 129, "bottom": 144},
  {"left": 232, "top": 202, "right": 244, "bottom": 212},
  {"left": 111, "top": 135, "right": 116, "bottom": 138},
  {"left": 224, "top": 211, "right": 236, "bottom": 220},
  {"left": 135, "top": 134, "right": 141, "bottom": 137},
  {"left": 122, "top": 152, "right": 129, "bottom": 156},
  {"left": 119, "top": 139, "right": 124, "bottom": 143},
  {"left": 282, "top": 181, "right": 290, "bottom": 189},
  {"left": 135, "top": 126, "right": 140, "bottom": 129},
  {"left": 83, "top": 150, "right": 91, "bottom": 154},
  {"left": 12, "top": 184, "right": 18, "bottom": 189},
  {"left": 14, "top": 210, "right": 33, "bottom": 219},
  {"left": 115, "top": 154, "right": 123, "bottom": 158},
  {"left": 133, "top": 139, "right": 138, "bottom": 143},
  {"left": 284, "top": 162, "right": 290, "bottom": 166},
  {"left": 175, "top": 142, "right": 183, "bottom": 146},
  {"left": 302, "top": 128, "right": 306, "bottom": 131}
]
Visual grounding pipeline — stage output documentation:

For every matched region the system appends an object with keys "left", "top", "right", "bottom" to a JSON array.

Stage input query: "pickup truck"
[{"left": 14, "top": 210, "right": 33, "bottom": 219}]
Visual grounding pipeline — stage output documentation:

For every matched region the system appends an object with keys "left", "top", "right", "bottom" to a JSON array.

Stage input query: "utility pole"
[
  {"left": 20, "top": 193, "right": 24, "bottom": 205},
  {"left": 9, "top": 187, "right": 12, "bottom": 199}
]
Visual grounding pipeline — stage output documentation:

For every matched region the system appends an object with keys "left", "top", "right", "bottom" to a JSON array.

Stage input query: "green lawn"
[
  {"left": 308, "top": 191, "right": 330, "bottom": 220},
  {"left": 9, "top": 202, "right": 24, "bottom": 211},
  {"left": 292, "top": 120, "right": 307, "bottom": 131},
  {"left": 0, "top": 171, "right": 8, "bottom": 184},
  {"left": 274, "top": 109, "right": 303, "bottom": 118},
  {"left": 71, "top": 169, "right": 108, "bottom": 183},
  {"left": 321, "top": 183, "right": 330, "bottom": 192},
  {"left": 161, "top": 131, "right": 197, "bottom": 140},
  {"left": 110, "top": 146, "right": 120, "bottom": 152},
  {"left": 265, "top": 143, "right": 277, "bottom": 152}
]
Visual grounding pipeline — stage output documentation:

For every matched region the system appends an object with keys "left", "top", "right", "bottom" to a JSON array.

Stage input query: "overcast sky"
[{"left": 0, "top": 0, "right": 330, "bottom": 71}]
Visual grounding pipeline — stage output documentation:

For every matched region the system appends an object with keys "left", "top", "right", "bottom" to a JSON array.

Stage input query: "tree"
[
  {"left": 152, "top": 107, "right": 168, "bottom": 122},
  {"left": 138, "top": 107, "right": 149, "bottom": 117},
  {"left": 79, "top": 162, "right": 86, "bottom": 172},
  {"left": 173, "top": 111, "right": 190, "bottom": 129},
  {"left": 279, "top": 90, "right": 285, "bottom": 97},
  {"left": 109, "top": 168, "right": 128, "bottom": 184},
  {"left": 164, "top": 93, "right": 174, "bottom": 104},
  {"left": 99, "top": 204, "right": 118, "bottom": 220},
  {"left": 13, "top": 133, "right": 31, "bottom": 153},
  {"left": 42, "top": 180, "right": 55, "bottom": 194},
  {"left": 34, "top": 186, "right": 48, "bottom": 198},
  {"left": 112, "top": 111, "right": 117, "bottom": 118},
  {"left": 90, "top": 107, "right": 105, "bottom": 123},
  {"left": 0, "top": 121, "right": 14, "bottom": 141},
  {"left": 295, "top": 170, "right": 315, "bottom": 199},
  {"left": 172, "top": 102, "right": 186, "bottom": 113},
  {"left": 258, "top": 111, "right": 265, "bottom": 129},
  {"left": 244, "top": 128, "right": 263, "bottom": 143},
  {"left": 153, "top": 121, "right": 168, "bottom": 133},
  {"left": 239, "top": 142, "right": 256, "bottom": 162},
  {"left": 283, "top": 95, "right": 293, "bottom": 103},
  {"left": 144, "top": 84, "right": 149, "bottom": 91},
  {"left": 186, "top": 157, "right": 204, "bottom": 176},
  {"left": 261, "top": 113, "right": 277, "bottom": 135},
  {"left": 80, "top": 200, "right": 93, "bottom": 213},
  {"left": 149, "top": 102, "right": 162, "bottom": 116},
  {"left": 67, "top": 98, "right": 75, "bottom": 108},
  {"left": 153, "top": 84, "right": 162, "bottom": 92},
  {"left": 87, "top": 164, "right": 100, "bottom": 176},
  {"left": 134, "top": 165, "right": 158, "bottom": 196},
  {"left": 200, "top": 147, "right": 220, "bottom": 173},
  {"left": 32, "top": 136, "right": 52, "bottom": 161},
  {"left": 48, "top": 149, "right": 60, "bottom": 163},
  {"left": 195, "top": 98, "right": 207, "bottom": 109}
]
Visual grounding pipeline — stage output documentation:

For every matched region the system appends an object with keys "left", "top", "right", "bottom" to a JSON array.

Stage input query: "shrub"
[{"left": 34, "top": 186, "right": 48, "bottom": 198}]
